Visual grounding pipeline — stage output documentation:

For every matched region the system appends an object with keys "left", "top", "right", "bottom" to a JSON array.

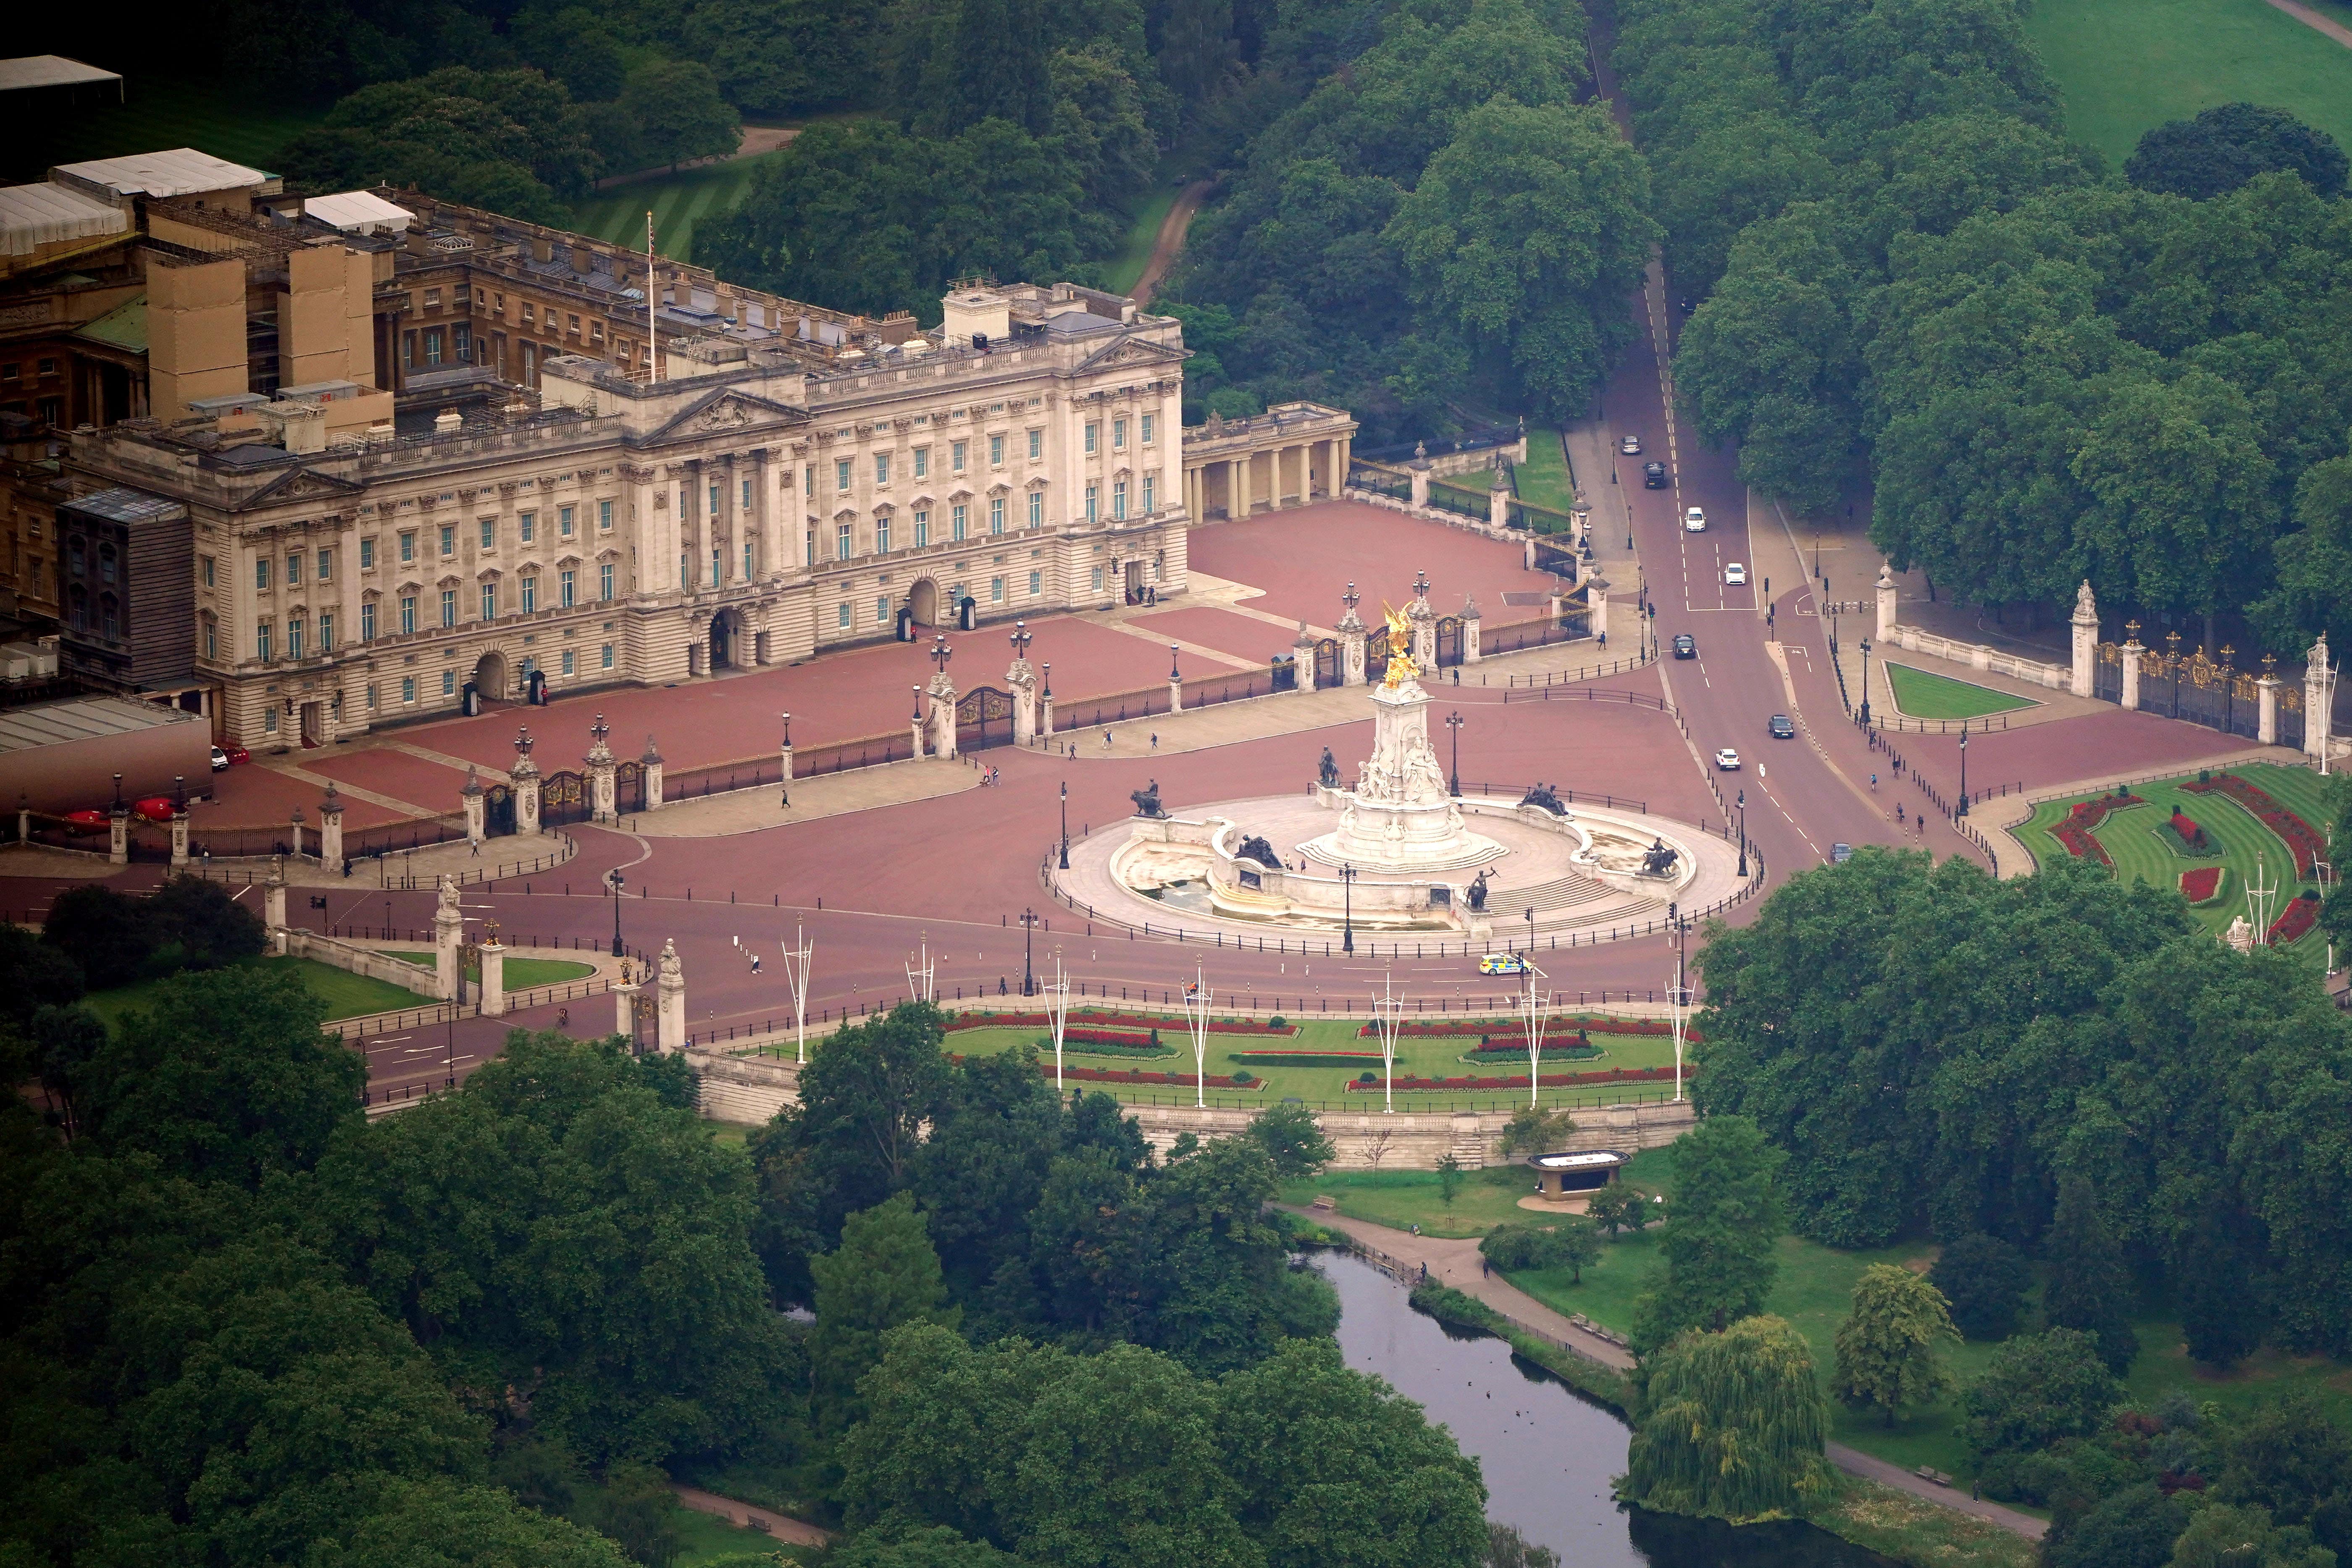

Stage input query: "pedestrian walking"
[
  {"left": 750, "top": 954, "right": 762, "bottom": 975},
  {"left": 1102, "top": 728, "right": 1112, "bottom": 749},
  {"left": 1150, "top": 732, "right": 1159, "bottom": 749}
]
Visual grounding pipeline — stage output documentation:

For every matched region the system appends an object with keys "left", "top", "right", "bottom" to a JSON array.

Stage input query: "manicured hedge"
[{"left": 1228, "top": 1049, "right": 1388, "bottom": 1067}]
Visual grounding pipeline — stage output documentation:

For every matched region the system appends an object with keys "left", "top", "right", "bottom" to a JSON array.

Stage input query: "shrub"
[
  {"left": 1961, "top": 1329, "right": 2123, "bottom": 1455},
  {"left": 1930, "top": 1233, "right": 2032, "bottom": 1340}
]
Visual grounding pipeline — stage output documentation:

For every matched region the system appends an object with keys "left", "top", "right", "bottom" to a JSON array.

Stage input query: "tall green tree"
[
  {"left": 1620, "top": 1315, "right": 1834, "bottom": 1523},
  {"left": 1830, "top": 1263, "right": 1959, "bottom": 1426},
  {"left": 1632, "top": 1115, "right": 1785, "bottom": 1352},
  {"left": 79, "top": 965, "right": 360, "bottom": 1190},
  {"left": 1927, "top": 1233, "right": 2031, "bottom": 1341},
  {"left": 620, "top": 60, "right": 741, "bottom": 171},
  {"left": 1959, "top": 1329, "right": 2121, "bottom": 1455},
  {"left": 2044, "top": 1174, "right": 2138, "bottom": 1374},
  {"left": 2126, "top": 103, "right": 2350, "bottom": 201},
  {"left": 810, "top": 1193, "right": 960, "bottom": 1433}
]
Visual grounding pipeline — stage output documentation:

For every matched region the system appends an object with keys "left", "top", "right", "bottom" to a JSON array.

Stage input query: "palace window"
[
  {"left": 599, "top": 563, "right": 614, "bottom": 600},
  {"left": 838, "top": 523, "right": 854, "bottom": 560},
  {"left": 1028, "top": 492, "right": 1043, "bottom": 528},
  {"left": 1143, "top": 473, "right": 1156, "bottom": 513},
  {"left": 990, "top": 497, "right": 1004, "bottom": 535},
  {"left": 401, "top": 594, "right": 418, "bottom": 634},
  {"left": 521, "top": 575, "right": 537, "bottom": 613},
  {"left": 1085, "top": 423, "right": 1098, "bottom": 455},
  {"left": 1028, "top": 428, "right": 1042, "bottom": 460},
  {"left": 951, "top": 505, "right": 967, "bottom": 542},
  {"left": 876, "top": 517, "right": 891, "bottom": 554},
  {"left": 519, "top": 511, "right": 535, "bottom": 543},
  {"left": 914, "top": 510, "right": 930, "bottom": 548},
  {"left": 481, "top": 583, "right": 497, "bottom": 620},
  {"left": 440, "top": 589, "right": 456, "bottom": 627}
]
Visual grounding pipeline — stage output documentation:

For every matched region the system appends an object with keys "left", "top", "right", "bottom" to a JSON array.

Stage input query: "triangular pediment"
[
  {"left": 1077, "top": 336, "right": 1191, "bottom": 372},
  {"left": 234, "top": 465, "right": 366, "bottom": 512},
  {"left": 646, "top": 388, "right": 810, "bottom": 443}
]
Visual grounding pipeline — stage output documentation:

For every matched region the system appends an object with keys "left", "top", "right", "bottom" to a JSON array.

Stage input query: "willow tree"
[
  {"left": 1619, "top": 1316, "right": 1834, "bottom": 1522},
  {"left": 1831, "top": 1264, "right": 1959, "bottom": 1425}
]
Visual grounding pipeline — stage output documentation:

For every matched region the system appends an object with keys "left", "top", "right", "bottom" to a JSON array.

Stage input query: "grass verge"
[
  {"left": 1516, "top": 431, "right": 1578, "bottom": 513},
  {"left": 1813, "top": 1476, "right": 2038, "bottom": 1568},
  {"left": 2026, "top": 0, "right": 2352, "bottom": 168},
  {"left": 1101, "top": 186, "right": 1180, "bottom": 296},
  {"left": 379, "top": 950, "right": 597, "bottom": 988},
  {"left": 571, "top": 152, "right": 791, "bottom": 263},
  {"left": 82, "top": 956, "right": 426, "bottom": 1030},
  {"left": 1881, "top": 663, "right": 2037, "bottom": 721}
]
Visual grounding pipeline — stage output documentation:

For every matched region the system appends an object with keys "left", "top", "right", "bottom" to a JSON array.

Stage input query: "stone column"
[
  {"left": 2259, "top": 675, "right": 2281, "bottom": 745},
  {"left": 585, "top": 714, "right": 616, "bottom": 822},
  {"left": 263, "top": 856, "right": 288, "bottom": 936},
  {"left": 433, "top": 874, "right": 464, "bottom": 1001},
  {"left": 16, "top": 801, "right": 29, "bottom": 847},
  {"left": 479, "top": 934, "right": 507, "bottom": 1016},
  {"left": 1008, "top": 659, "right": 1037, "bottom": 744},
  {"left": 928, "top": 674, "right": 958, "bottom": 759},
  {"left": 460, "top": 766, "right": 486, "bottom": 844},
  {"left": 1409, "top": 442, "right": 1431, "bottom": 511},
  {"left": 2121, "top": 634, "right": 2145, "bottom": 711},
  {"left": 318, "top": 784, "right": 345, "bottom": 869},
  {"left": 1341, "top": 622, "right": 1367, "bottom": 687},
  {"left": 2070, "top": 580, "right": 2099, "bottom": 699},
  {"left": 1040, "top": 670, "right": 1056, "bottom": 738},
  {"left": 1230, "top": 457, "right": 1248, "bottom": 518},
  {"left": 511, "top": 727, "right": 542, "bottom": 836},
  {"left": 613, "top": 979, "right": 641, "bottom": 1041},
  {"left": 1584, "top": 574, "right": 1610, "bottom": 648},
  {"left": 170, "top": 809, "right": 190, "bottom": 867},
  {"left": 289, "top": 809, "right": 305, "bottom": 861},
  {"left": 1462, "top": 594, "right": 1483, "bottom": 664},
  {"left": 1876, "top": 564, "right": 1898, "bottom": 640},
  {"left": 641, "top": 737, "right": 665, "bottom": 810},
  {"left": 108, "top": 806, "right": 128, "bottom": 866},
  {"left": 656, "top": 937, "right": 686, "bottom": 1053},
  {"left": 910, "top": 687, "right": 928, "bottom": 760},
  {"left": 2307, "top": 634, "right": 2335, "bottom": 762},
  {"left": 1488, "top": 460, "right": 1511, "bottom": 530},
  {"left": 1293, "top": 621, "right": 1319, "bottom": 693},
  {"left": 1168, "top": 675, "right": 1183, "bottom": 713}
]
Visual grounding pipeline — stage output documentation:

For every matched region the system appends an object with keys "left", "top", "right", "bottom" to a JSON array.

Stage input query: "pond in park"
[{"left": 1320, "top": 1251, "right": 1894, "bottom": 1568}]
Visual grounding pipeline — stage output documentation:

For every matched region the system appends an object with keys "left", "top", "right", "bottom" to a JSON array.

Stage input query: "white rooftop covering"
[
  {"left": 0, "top": 55, "right": 123, "bottom": 93},
  {"left": 303, "top": 189, "right": 413, "bottom": 234},
  {"left": 0, "top": 180, "right": 126, "bottom": 256},
  {"left": 53, "top": 148, "right": 270, "bottom": 200}
]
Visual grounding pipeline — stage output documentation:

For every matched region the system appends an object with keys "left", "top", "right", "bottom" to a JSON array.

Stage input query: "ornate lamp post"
[
  {"left": 1169, "top": 643, "right": 1181, "bottom": 683},
  {"left": 1059, "top": 781, "right": 1071, "bottom": 869},
  {"left": 779, "top": 712, "right": 792, "bottom": 807},
  {"left": 1009, "top": 620, "right": 1032, "bottom": 662},
  {"left": 1858, "top": 636, "right": 1874, "bottom": 725},
  {"left": 605, "top": 868, "right": 625, "bottom": 957},
  {"left": 1444, "top": 711, "right": 1465, "bottom": 796},
  {"left": 1340, "top": 863, "right": 1357, "bottom": 955},
  {"left": 1736, "top": 788, "right": 1748, "bottom": 876},
  {"left": 930, "top": 632, "right": 954, "bottom": 678},
  {"left": 2167, "top": 628, "right": 2183, "bottom": 718},
  {"left": 1020, "top": 907, "right": 1040, "bottom": 997},
  {"left": 2221, "top": 644, "right": 2236, "bottom": 734},
  {"left": 1957, "top": 724, "right": 1970, "bottom": 817}
]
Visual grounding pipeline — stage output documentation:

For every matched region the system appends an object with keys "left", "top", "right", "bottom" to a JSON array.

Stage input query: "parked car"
[
  {"left": 222, "top": 743, "right": 251, "bottom": 766},
  {"left": 1684, "top": 506, "right": 1706, "bottom": 532},
  {"left": 211, "top": 745, "right": 231, "bottom": 772},
  {"left": 1479, "top": 953, "right": 1527, "bottom": 975},
  {"left": 1672, "top": 633, "right": 1697, "bottom": 659},
  {"left": 1768, "top": 714, "right": 1795, "bottom": 738},
  {"left": 1618, "top": 434, "right": 1642, "bottom": 455},
  {"left": 1832, "top": 843, "right": 1854, "bottom": 864},
  {"left": 1678, "top": 297, "right": 1697, "bottom": 315},
  {"left": 1724, "top": 562, "right": 1747, "bottom": 586},
  {"left": 1715, "top": 748, "right": 1742, "bottom": 771},
  {"left": 1643, "top": 461, "right": 1667, "bottom": 489}
]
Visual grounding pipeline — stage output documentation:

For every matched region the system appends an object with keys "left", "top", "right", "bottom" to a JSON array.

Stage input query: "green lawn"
[
  {"left": 571, "top": 152, "right": 791, "bottom": 264},
  {"left": 1281, "top": 1165, "right": 1562, "bottom": 1237},
  {"left": 938, "top": 1016, "right": 1687, "bottom": 1110},
  {"left": 13, "top": 75, "right": 326, "bottom": 183},
  {"left": 2026, "top": 0, "right": 2352, "bottom": 169},
  {"left": 2019, "top": 766, "right": 2325, "bottom": 963},
  {"left": 82, "top": 956, "right": 427, "bottom": 1031},
  {"left": 673, "top": 1504, "right": 815, "bottom": 1565},
  {"left": 1880, "top": 662, "right": 2038, "bottom": 721},
  {"left": 1471, "top": 1145, "right": 2352, "bottom": 1494},
  {"left": 1102, "top": 186, "right": 1180, "bottom": 297},
  {"left": 1515, "top": 430, "right": 1577, "bottom": 512},
  {"left": 379, "top": 950, "right": 595, "bottom": 988}
]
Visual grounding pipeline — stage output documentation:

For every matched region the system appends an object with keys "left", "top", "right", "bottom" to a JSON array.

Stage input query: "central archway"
[
  {"left": 472, "top": 649, "right": 509, "bottom": 700},
  {"left": 711, "top": 608, "right": 744, "bottom": 670},
  {"left": 909, "top": 578, "right": 940, "bottom": 627}
]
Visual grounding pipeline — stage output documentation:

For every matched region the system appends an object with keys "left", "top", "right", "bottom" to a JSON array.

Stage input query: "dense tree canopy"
[
  {"left": 2127, "top": 103, "right": 2349, "bottom": 202},
  {"left": 1693, "top": 848, "right": 2352, "bottom": 1359},
  {"left": 1631, "top": 1114, "right": 1784, "bottom": 1352}
]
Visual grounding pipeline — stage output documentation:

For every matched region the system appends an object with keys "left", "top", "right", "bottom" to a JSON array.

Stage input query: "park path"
[
  {"left": 670, "top": 1484, "right": 832, "bottom": 1547},
  {"left": 2265, "top": 0, "right": 2352, "bottom": 48},
  {"left": 593, "top": 124, "right": 803, "bottom": 190},
  {"left": 1130, "top": 180, "right": 1214, "bottom": 308},
  {"left": 1301, "top": 1208, "right": 2048, "bottom": 1541}
]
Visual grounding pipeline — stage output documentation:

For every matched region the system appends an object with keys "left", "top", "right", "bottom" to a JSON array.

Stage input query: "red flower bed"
[
  {"left": 2184, "top": 774, "right": 2324, "bottom": 877},
  {"left": 949, "top": 1054, "right": 1256, "bottom": 1087},
  {"left": 1348, "top": 1065, "right": 1695, "bottom": 1092},
  {"left": 1061, "top": 1027, "right": 1162, "bottom": 1048},
  {"left": 948, "top": 1009, "right": 1296, "bottom": 1036},
  {"left": 2168, "top": 809, "right": 2211, "bottom": 853},
  {"left": 2268, "top": 891, "right": 2322, "bottom": 947},
  {"left": 2179, "top": 867, "right": 2223, "bottom": 904},
  {"left": 2048, "top": 793, "right": 2144, "bottom": 867},
  {"left": 1359, "top": 1015, "right": 1702, "bottom": 1043}
]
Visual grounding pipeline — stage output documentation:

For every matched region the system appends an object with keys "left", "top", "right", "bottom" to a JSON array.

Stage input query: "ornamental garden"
[{"left": 2021, "top": 762, "right": 2331, "bottom": 961}]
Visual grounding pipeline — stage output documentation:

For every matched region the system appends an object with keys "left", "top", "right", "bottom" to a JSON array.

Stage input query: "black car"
[
  {"left": 1672, "top": 633, "right": 1696, "bottom": 659},
  {"left": 1642, "top": 460, "right": 1667, "bottom": 489},
  {"left": 1677, "top": 296, "right": 1697, "bottom": 315},
  {"left": 1768, "top": 714, "right": 1795, "bottom": 738}
]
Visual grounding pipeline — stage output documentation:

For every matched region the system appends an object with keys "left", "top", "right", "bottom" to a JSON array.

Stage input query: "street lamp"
[
  {"left": 779, "top": 712, "right": 792, "bottom": 807},
  {"left": 1059, "top": 780, "right": 1070, "bottom": 870},
  {"left": 2221, "top": 644, "right": 2236, "bottom": 735},
  {"left": 1169, "top": 643, "right": 1182, "bottom": 683},
  {"left": 606, "top": 868, "right": 625, "bottom": 956},
  {"left": 1444, "top": 710, "right": 1465, "bottom": 796},
  {"left": 2166, "top": 629, "right": 2183, "bottom": 718},
  {"left": 1736, "top": 788, "right": 1748, "bottom": 877},
  {"left": 1010, "top": 620, "right": 1033, "bottom": 662},
  {"left": 1524, "top": 906, "right": 1535, "bottom": 956},
  {"left": 1858, "top": 636, "right": 1873, "bottom": 726},
  {"left": 1957, "top": 725, "right": 1970, "bottom": 817},
  {"left": 1340, "top": 863, "right": 1357, "bottom": 954},
  {"left": 1020, "top": 907, "right": 1040, "bottom": 997}
]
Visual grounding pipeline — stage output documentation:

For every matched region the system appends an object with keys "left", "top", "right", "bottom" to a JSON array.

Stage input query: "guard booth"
[
  {"left": 461, "top": 680, "right": 482, "bottom": 717},
  {"left": 957, "top": 595, "right": 978, "bottom": 630}
]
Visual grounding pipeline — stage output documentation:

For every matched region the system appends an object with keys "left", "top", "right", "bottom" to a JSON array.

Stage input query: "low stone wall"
[
  {"left": 282, "top": 929, "right": 442, "bottom": 997},
  {"left": 1424, "top": 437, "right": 1527, "bottom": 478},
  {"left": 685, "top": 1040, "right": 1696, "bottom": 1167},
  {"left": 1882, "top": 625, "right": 2068, "bottom": 690}
]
